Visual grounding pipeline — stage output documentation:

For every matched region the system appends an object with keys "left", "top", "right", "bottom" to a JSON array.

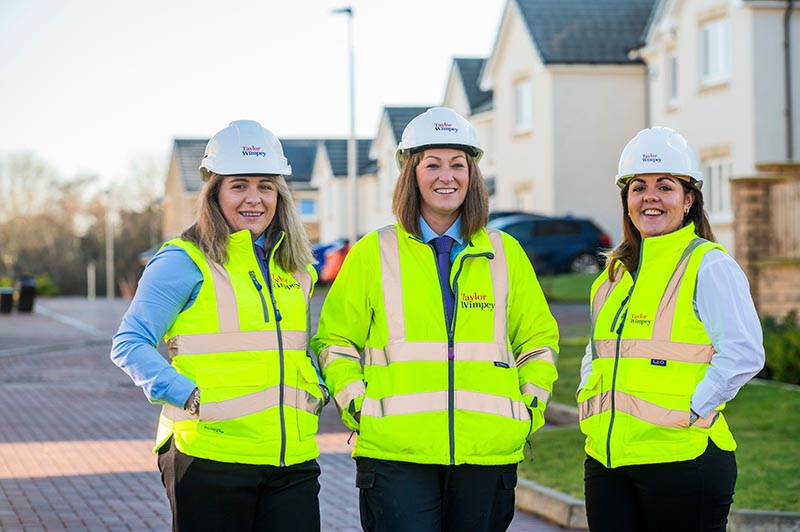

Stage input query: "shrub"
[
  {"left": 33, "top": 274, "right": 60, "bottom": 297},
  {"left": 759, "top": 311, "right": 800, "bottom": 385}
]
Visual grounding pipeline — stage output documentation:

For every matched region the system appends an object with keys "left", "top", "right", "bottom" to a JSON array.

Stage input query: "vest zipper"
[
  {"left": 255, "top": 242, "right": 287, "bottom": 467},
  {"left": 606, "top": 285, "right": 633, "bottom": 468},
  {"left": 249, "top": 271, "right": 270, "bottom": 322},
  {"left": 448, "top": 250, "right": 492, "bottom": 466}
]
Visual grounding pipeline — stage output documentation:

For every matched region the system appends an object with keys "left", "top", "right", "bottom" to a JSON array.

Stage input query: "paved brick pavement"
[{"left": 0, "top": 296, "right": 586, "bottom": 531}]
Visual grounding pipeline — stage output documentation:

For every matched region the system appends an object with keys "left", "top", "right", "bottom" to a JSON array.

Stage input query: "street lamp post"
[
  {"left": 332, "top": 6, "right": 358, "bottom": 245},
  {"left": 105, "top": 189, "right": 115, "bottom": 300}
]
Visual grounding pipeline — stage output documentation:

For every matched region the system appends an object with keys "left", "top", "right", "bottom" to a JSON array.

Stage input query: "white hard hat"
[
  {"left": 199, "top": 120, "right": 292, "bottom": 181},
  {"left": 395, "top": 107, "right": 484, "bottom": 170},
  {"left": 615, "top": 126, "right": 703, "bottom": 189}
]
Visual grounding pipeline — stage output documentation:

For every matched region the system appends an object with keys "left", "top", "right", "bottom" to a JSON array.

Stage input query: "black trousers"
[
  {"left": 584, "top": 439, "right": 737, "bottom": 532},
  {"left": 355, "top": 457, "right": 517, "bottom": 532},
  {"left": 158, "top": 438, "right": 321, "bottom": 532}
]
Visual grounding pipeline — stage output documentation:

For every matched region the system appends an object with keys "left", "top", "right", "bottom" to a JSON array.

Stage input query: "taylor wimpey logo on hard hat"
[
  {"left": 434, "top": 122, "right": 459, "bottom": 133},
  {"left": 242, "top": 145, "right": 266, "bottom": 157},
  {"left": 641, "top": 153, "right": 661, "bottom": 164}
]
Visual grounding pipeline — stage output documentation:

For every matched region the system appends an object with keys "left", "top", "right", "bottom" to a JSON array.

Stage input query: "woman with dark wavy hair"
[{"left": 577, "top": 126, "right": 765, "bottom": 532}]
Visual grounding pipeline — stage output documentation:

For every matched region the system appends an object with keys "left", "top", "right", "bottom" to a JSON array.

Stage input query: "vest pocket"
[{"left": 295, "top": 361, "right": 323, "bottom": 440}]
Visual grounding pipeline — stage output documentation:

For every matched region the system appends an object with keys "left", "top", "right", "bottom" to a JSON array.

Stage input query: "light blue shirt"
[
  {"left": 419, "top": 215, "right": 465, "bottom": 262},
  {"left": 111, "top": 234, "right": 269, "bottom": 408}
]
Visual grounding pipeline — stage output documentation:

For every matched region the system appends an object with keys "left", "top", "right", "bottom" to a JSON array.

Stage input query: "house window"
[
  {"left": 666, "top": 51, "right": 679, "bottom": 106},
  {"left": 700, "top": 18, "right": 730, "bottom": 85},
  {"left": 298, "top": 198, "right": 316, "bottom": 218},
  {"left": 514, "top": 79, "right": 533, "bottom": 131},
  {"left": 703, "top": 158, "right": 732, "bottom": 221}
]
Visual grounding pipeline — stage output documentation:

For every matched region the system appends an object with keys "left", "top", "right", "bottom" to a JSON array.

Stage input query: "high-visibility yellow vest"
[
  {"left": 154, "top": 230, "right": 323, "bottom": 466},
  {"left": 315, "top": 224, "right": 559, "bottom": 466},
  {"left": 579, "top": 223, "right": 736, "bottom": 468}
]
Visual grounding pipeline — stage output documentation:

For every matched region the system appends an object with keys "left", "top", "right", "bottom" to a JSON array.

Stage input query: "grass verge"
[
  {"left": 539, "top": 272, "right": 596, "bottom": 303},
  {"left": 522, "top": 379, "right": 800, "bottom": 511}
]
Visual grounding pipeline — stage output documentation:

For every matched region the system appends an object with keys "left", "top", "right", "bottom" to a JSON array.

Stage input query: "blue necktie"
[
  {"left": 433, "top": 236, "right": 455, "bottom": 335},
  {"left": 254, "top": 244, "right": 267, "bottom": 265}
]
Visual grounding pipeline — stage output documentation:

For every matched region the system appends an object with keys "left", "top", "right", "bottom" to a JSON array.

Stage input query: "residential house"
[
  {"left": 442, "top": 58, "right": 497, "bottom": 200},
  {"left": 478, "top": 0, "right": 657, "bottom": 244},
  {"left": 638, "top": 0, "right": 800, "bottom": 316},
  {"left": 367, "top": 106, "right": 432, "bottom": 230},
  {"left": 161, "top": 137, "right": 366, "bottom": 245},
  {"left": 311, "top": 138, "right": 375, "bottom": 243},
  {"left": 637, "top": 0, "right": 800, "bottom": 255}
]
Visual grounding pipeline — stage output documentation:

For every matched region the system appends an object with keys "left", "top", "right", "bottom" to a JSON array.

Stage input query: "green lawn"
[
  {"left": 539, "top": 272, "right": 596, "bottom": 303},
  {"left": 526, "top": 274, "right": 800, "bottom": 512},
  {"left": 523, "top": 380, "right": 800, "bottom": 512}
]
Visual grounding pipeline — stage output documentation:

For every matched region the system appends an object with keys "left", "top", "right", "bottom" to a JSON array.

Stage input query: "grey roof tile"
[
  {"left": 172, "top": 136, "right": 375, "bottom": 191},
  {"left": 322, "top": 138, "right": 374, "bottom": 177},
  {"left": 453, "top": 58, "right": 494, "bottom": 112},
  {"left": 515, "top": 0, "right": 657, "bottom": 64},
  {"left": 384, "top": 106, "right": 431, "bottom": 143}
]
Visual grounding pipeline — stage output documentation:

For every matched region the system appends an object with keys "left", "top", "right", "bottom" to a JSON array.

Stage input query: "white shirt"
[{"left": 579, "top": 249, "right": 765, "bottom": 418}]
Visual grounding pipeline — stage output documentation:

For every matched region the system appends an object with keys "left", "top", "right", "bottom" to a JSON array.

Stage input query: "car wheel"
[{"left": 570, "top": 253, "right": 600, "bottom": 274}]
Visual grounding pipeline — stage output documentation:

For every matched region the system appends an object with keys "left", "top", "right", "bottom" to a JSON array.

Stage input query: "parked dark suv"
[{"left": 487, "top": 213, "right": 612, "bottom": 275}]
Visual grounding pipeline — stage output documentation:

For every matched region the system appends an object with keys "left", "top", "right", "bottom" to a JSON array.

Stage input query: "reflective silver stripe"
[
  {"left": 161, "top": 384, "right": 321, "bottom": 422},
  {"left": 294, "top": 268, "right": 313, "bottom": 301},
  {"left": 378, "top": 226, "right": 406, "bottom": 342},
  {"left": 520, "top": 382, "right": 551, "bottom": 404},
  {"left": 366, "top": 342, "right": 511, "bottom": 366},
  {"left": 167, "top": 329, "right": 307, "bottom": 358},
  {"left": 590, "top": 271, "right": 625, "bottom": 360},
  {"left": 206, "top": 257, "right": 239, "bottom": 333},
  {"left": 652, "top": 239, "right": 705, "bottom": 341},
  {"left": 377, "top": 227, "right": 511, "bottom": 354},
  {"left": 486, "top": 229, "right": 509, "bottom": 344},
  {"left": 593, "top": 338, "right": 714, "bottom": 365},
  {"left": 579, "top": 389, "right": 701, "bottom": 429},
  {"left": 517, "top": 347, "right": 557, "bottom": 367},
  {"left": 361, "top": 390, "right": 529, "bottom": 421},
  {"left": 334, "top": 379, "right": 366, "bottom": 412},
  {"left": 318, "top": 344, "right": 361, "bottom": 370}
]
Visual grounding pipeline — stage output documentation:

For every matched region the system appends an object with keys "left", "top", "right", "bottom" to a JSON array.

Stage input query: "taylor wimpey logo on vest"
[
  {"left": 434, "top": 122, "right": 459, "bottom": 133},
  {"left": 630, "top": 313, "right": 652, "bottom": 326},
  {"left": 641, "top": 153, "right": 661, "bottom": 164},
  {"left": 242, "top": 145, "right": 266, "bottom": 157},
  {"left": 460, "top": 291, "right": 494, "bottom": 311},
  {"left": 272, "top": 274, "right": 300, "bottom": 290}
]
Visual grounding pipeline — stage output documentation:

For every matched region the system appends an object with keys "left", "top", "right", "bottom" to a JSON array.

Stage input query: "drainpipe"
[{"left": 785, "top": 0, "right": 795, "bottom": 161}]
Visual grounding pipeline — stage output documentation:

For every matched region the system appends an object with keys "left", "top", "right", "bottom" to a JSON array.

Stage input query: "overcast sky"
[{"left": 1, "top": 0, "right": 506, "bottom": 186}]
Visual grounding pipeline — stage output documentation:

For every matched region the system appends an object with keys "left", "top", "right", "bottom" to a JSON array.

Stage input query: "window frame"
[{"left": 700, "top": 17, "right": 730, "bottom": 86}]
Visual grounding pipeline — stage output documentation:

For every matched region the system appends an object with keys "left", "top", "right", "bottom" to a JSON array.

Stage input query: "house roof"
[
  {"left": 321, "top": 138, "right": 375, "bottom": 176},
  {"left": 515, "top": 0, "right": 658, "bottom": 64},
  {"left": 384, "top": 106, "right": 431, "bottom": 143},
  {"left": 171, "top": 137, "right": 375, "bottom": 192},
  {"left": 173, "top": 139, "right": 207, "bottom": 192},
  {"left": 453, "top": 58, "right": 494, "bottom": 113}
]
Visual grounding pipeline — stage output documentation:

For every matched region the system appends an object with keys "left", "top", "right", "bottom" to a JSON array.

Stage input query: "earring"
[{"left": 684, "top": 206, "right": 689, "bottom": 215}]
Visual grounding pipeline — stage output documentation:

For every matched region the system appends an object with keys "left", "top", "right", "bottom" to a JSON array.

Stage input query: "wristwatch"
[
  {"left": 320, "top": 384, "right": 331, "bottom": 406},
  {"left": 185, "top": 388, "right": 201, "bottom": 416},
  {"left": 689, "top": 409, "right": 699, "bottom": 426}
]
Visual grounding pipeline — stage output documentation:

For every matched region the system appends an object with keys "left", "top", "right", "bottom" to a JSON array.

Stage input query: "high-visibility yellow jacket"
[
  {"left": 312, "top": 224, "right": 559, "bottom": 466},
  {"left": 154, "top": 230, "right": 323, "bottom": 466},
  {"left": 579, "top": 223, "right": 736, "bottom": 468}
]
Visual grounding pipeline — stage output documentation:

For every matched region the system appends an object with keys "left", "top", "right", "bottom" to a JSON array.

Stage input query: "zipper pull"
[
  {"left": 616, "top": 310, "right": 628, "bottom": 335},
  {"left": 249, "top": 271, "right": 262, "bottom": 290}
]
